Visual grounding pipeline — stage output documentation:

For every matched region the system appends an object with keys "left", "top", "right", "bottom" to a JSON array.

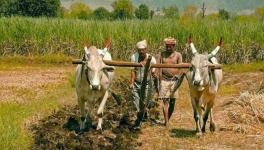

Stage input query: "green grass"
[
  {"left": 219, "top": 85, "right": 239, "bottom": 95},
  {"left": 0, "top": 55, "right": 74, "bottom": 72},
  {"left": 0, "top": 99, "right": 58, "bottom": 149},
  {"left": 0, "top": 55, "right": 72, "bottom": 64},
  {"left": 0, "top": 78, "right": 73, "bottom": 150},
  {"left": 115, "top": 67, "right": 131, "bottom": 78},
  {"left": 224, "top": 61, "right": 264, "bottom": 73}
]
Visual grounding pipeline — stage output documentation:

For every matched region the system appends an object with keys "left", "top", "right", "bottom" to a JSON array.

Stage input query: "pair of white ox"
[{"left": 75, "top": 39, "right": 223, "bottom": 136}]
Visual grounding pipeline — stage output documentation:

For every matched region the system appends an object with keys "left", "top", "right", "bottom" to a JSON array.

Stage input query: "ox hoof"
[
  {"left": 210, "top": 123, "right": 216, "bottom": 132},
  {"left": 80, "top": 125, "right": 85, "bottom": 132},
  {"left": 79, "top": 129, "right": 85, "bottom": 135},
  {"left": 196, "top": 132, "right": 203, "bottom": 138},
  {"left": 201, "top": 127, "right": 206, "bottom": 133},
  {"left": 96, "top": 125, "right": 103, "bottom": 131},
  {"left": 132, "top": 125, "right": 141, "bottom": 131}
]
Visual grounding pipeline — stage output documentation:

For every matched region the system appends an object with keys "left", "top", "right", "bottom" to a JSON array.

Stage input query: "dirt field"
[
  {"left": 0, "top": 65, "right": 263, "bottom": 149},
  {"left": 0, "top": 65, "right": 72, "bottom": 103},
  {"left": 138, "top": 72, "right": 264, "bottom": 149}
]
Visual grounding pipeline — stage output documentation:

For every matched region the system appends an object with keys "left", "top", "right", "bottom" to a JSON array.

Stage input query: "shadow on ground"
[{"left": 170, "top": 128, "right": 196, "bottom": 138}]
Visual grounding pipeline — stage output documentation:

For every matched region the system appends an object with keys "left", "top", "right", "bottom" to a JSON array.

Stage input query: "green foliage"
[
  {"left": 0, "top": 78, "right": 72, "bottom": 149},
  {"left": 68, "top": 2, "right": 92, "bottom": 20},
  {"left": 163, "top": 5, "right": 179, "bottom": 19},
  {"left": 254, "top": 7, "right": 264, "bottom": 20},
  {"left": 112, "top": 0, "right": 134, "bottom": 19},
  {"left": 224, "top": 62, "right": 264, "bottom": 73},
  {"left": 0, "top": 17, "right": 263, "bottom": 64},
  {"left": 0, "top": 0, "right": 61, "bottom": 17},
  {"left": 135, "top": 4, "right": 150, "bottom": 19},
  {"left": 19, "top": 0, "right": 61, "bottom": 17},
  {"left": 57, "top": 6, "right": 67, "bottom": 18},
  {"left": 183, "top": 5, "right": 198, "bottom": 17},
  {"left": 92, "top": 7, "right": 111, "bottom": 20},
  {"left": 0, "top": 0, "right": 18, "bottom": 16},
  {"left": 219, "top": 9, "right": 230, "bottom": 20},
  {"left": 233, "top": 15, "right": 257, "bottom": 23},
  {"left": 150, "top": 10, "right": 154, "bottom": 19},
  {"left": 0, "top": 55, "right": 72, "bottom": 65}
]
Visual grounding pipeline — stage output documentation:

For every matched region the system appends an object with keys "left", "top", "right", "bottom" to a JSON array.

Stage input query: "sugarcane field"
[{"left": 0, "top": 0, "right": 264, "bottom": 149}]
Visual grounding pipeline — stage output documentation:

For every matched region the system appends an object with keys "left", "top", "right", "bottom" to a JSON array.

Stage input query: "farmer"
[
  {"left": 130, "top": 40, "right": 157, "bottom": 117},
  {"left": 157, "top": 37, "right": 185, "bottom": 126}
]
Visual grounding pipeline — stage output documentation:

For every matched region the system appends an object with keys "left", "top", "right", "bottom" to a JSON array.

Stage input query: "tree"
[
  {"left": 112, "top": 0, "right": 134, "bottom": 19},
  {"left": 150, "top": 10, "right": 154, "bottom": 19},
  {"left": 0, "top": 0, "right": 19, "bottom": 16},
  {"left": 201, "top": 2, "right": 206, "bottom": 18},
  {"left": 135, "top": 4, "right": 149, "bottom": 19},
  {"left": 57, "top": 6, "right": 67, "bottom": 18},
  {"left": 69, "top": 2, "right": 92, "bottom": 20},
  {"left": 183, "top": 5, "right": 198, "bottom": 17},
  {"left": 207, "top": 13, "right": 218, "bottom": 20},
  {"left": 219, "top": 9, "right": 230, "bottom": 20},
  {"left": 92, "top": 7, "right": 111, "bottom": 20},
  {"left": 163, "top": 5, "right": 179, "bottom": 19},
  {"left": 254, "top": 7, "right": 264, "bottom": 20},
  {"left": 17, "top": 0, "right": 61, "bottom": 17}
]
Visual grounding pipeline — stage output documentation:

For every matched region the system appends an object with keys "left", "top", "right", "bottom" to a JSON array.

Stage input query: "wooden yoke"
[{"left": 72, "top": 59, "right": 222, "bottom": 69}]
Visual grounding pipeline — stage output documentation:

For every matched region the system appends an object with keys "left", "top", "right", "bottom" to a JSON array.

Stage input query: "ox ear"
[
  {"left": 208, "top": 37, "right": 222, "bottom": 59},
  {"left": 188, "top": 35, "right": 198, "bottom": 55}
]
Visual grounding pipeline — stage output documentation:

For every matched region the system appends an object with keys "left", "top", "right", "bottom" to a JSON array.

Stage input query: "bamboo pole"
[{"left": 72, "top": 59, "right": 222, "bottom": 69}]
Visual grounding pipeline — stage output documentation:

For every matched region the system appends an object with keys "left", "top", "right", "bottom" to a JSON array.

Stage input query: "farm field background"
[
  {"left": 0, "top": 17, "right": 263, "bottom": 63},
  {"left": 0, "top": 16, "right": 263, "bottom": 149},
  {"left": 0, "top": 61, "right": 263, "bottom": 149}
]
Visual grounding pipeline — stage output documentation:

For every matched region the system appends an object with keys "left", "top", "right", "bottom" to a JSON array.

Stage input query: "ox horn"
[
  {"left": 101, "top": 37, "right": 110, "bottom": 55},
  {"left": 104, "top": 37, "right": 110, "bottom": 49},
  {"left": 208, "top": 37, "right": 222, "bottom": 59},
  {"left": 84, "top": 45, "right": 89, "bottom": 55},
  {"left": 81, "top": 44, "right": 89, "bottom": 62},
  {"left": 188, "top": 35, "right": 198, "bottom": 55},
  {"left": 80, "top": 45, "right": 88, "bottom": 78}
]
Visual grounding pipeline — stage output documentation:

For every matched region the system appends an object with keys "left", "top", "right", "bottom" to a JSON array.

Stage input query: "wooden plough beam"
[{"left": 72, "top": 59, "right": 222, "bottom": 69}]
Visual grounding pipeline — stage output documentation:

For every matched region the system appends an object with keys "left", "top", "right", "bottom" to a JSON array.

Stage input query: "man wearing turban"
[
  {"left": 157, "top": 37, "right": 184, "bottom": 126},
  {"left": 130, "top": 40, "right": 157, "bottom": 118}
]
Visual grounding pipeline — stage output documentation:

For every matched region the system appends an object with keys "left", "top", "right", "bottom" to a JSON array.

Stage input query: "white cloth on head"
[
  {"left": 136, "top": 40, "right": 147, "bottom": 49},
  {"left": 164, "top": 37, "right": 176, "bottom": 45}
]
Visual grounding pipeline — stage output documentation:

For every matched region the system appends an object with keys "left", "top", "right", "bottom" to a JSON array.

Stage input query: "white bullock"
[
  {"left": 76, "top": 46, "right": 114, "bottom": 131},
  {"left": 186, "top": 37, "right": 223, "bottom": 136}
]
